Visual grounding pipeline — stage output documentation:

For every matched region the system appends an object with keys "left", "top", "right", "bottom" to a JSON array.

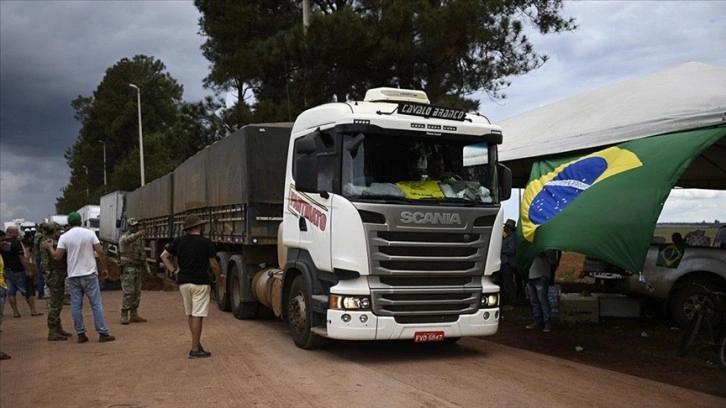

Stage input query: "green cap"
[{"left": 67, "top": 212, "right": 82, "bottom": 226}]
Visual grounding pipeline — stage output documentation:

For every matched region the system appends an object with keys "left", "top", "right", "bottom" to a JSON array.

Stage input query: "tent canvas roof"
[{"left": 499, "top": 62, "right": 726, "bottom": 189}]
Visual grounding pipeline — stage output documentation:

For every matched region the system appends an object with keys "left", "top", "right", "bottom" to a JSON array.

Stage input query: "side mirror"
[
  {"left": 498, "top": 164, "right": 512, "bottom": 201},
  {"left": 295, "top": 155, "right": 318, "bottom": 193},
  {"left": 294, "top": 133, "right": 319, "bottom": 193}
]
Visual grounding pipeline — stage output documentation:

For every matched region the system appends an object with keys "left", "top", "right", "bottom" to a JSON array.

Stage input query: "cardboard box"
[
  {"left": 559, "top": 293, "right": 599, "bottom": 323},
  {"left": 592, "top": 293, "right": 641, "bottom": 318}
]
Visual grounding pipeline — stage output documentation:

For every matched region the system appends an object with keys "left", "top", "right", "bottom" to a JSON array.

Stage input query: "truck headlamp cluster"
[
  {"left": 481, "top": 293, "right": 499, "bottom": 308},
  {"left": 330, "top": 295, "right": 371, "bottom": 310}
]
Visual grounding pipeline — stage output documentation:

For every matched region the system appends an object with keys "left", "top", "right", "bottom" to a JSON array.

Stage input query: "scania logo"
[{"left": 400, "top": 211, "right": 462, "bottom": 225}]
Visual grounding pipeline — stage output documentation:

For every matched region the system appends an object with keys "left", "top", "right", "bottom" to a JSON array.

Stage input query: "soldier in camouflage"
[
  {"left": 118, "top": 218, "right": 151, "bottom": 324},
  {"left": 40, "top": 222, "right": 72, "bottom": 341},
  {"left": 31, "top": 223, "right": 48, "bottom": 299}
]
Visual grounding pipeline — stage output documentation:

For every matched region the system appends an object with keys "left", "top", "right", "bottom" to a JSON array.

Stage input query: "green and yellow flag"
[{"left": 516, "top": 127, "right": 725, "bottom": 275}]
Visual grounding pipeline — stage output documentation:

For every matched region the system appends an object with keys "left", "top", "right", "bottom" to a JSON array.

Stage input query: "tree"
[
  {"left": 56, "top": 55, "right": 227, "bottom": 213},
  {"left": 195, "top": 0, "right": 576, "bottom": 127}
]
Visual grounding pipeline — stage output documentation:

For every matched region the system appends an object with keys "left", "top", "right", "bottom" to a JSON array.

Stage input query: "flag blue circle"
[{"left": 529, "top": 157, "right": 608, "bottom": 225}]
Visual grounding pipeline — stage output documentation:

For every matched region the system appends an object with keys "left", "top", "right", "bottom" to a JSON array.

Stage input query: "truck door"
[{"left": 289, "top": 130, "right": 335, "bottom": 272}]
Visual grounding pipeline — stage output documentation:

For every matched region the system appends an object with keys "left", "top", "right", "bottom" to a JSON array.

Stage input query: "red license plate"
[{"left": 414, "top": 331, "right": 445, "bottom": 343}]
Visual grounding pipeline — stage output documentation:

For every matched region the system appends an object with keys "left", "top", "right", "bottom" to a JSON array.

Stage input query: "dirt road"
[{"left": 1, "top": 290, "right": 723, "bottom": 408}]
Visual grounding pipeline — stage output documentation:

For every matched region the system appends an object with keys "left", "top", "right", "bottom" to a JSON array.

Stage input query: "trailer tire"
[
  {"left": 229, "top": 254, "right": 258, "bottom": 320},
  {"left": 215, "top": 251, "right": 231, "bottom": 312},
  {"left": 288, "top": 275, "right": 323, "bottom": 349}
]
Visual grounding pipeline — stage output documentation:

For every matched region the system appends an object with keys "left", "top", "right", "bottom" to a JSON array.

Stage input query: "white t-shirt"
[{"left": 57, "top": 226, "right": 100, "bottom": 278}]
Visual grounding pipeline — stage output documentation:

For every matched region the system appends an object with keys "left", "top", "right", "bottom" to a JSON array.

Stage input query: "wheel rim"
[
  {"left": 289, "top": 290, "right": 307, "bottom": 334},
  {"left": 684, "top": 294, "right": 713, "bottom": 321}
]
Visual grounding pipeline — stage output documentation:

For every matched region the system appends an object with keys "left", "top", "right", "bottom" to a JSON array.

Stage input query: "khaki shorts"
[{"left": 179, "top": 283, "right": 211, "bottom": 317}]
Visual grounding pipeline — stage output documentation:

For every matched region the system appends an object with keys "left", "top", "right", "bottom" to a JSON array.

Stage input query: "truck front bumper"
[{"left": 325, "top": 308, "right": 499, "bottom": 340}]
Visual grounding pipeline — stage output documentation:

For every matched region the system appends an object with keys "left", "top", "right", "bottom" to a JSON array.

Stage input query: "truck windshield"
[{"left": 341, "top": 132, "right": 498, "bottom": 204}]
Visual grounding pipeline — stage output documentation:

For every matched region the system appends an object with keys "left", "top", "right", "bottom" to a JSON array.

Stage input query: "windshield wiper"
[{"left": 347, "top": 194, "right": 412, "bottom": 204}]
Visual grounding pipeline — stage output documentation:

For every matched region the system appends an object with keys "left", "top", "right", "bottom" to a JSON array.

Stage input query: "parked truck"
[
  {"left": 128, "top": 88, "right": 512, "bottom": 349},
  {"left": 76, "top": 204, "right": 101, "bottom": 236},
  {"left": 616, "top": 240, "right": 726, "bottom": 327},
  {"left": 99, "top": 191, "right": 128, "bottom": 256},
  {"left": 45, "top": 214, "right": 68, "bottom": 228}
]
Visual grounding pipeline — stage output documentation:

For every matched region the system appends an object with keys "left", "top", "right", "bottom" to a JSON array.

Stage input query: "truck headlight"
[
  {"left": 330, "top": 295, "right": 371, "bottom": 310},
  {"left": 481, "top": 293, "right": 499, "bottom": 308}
]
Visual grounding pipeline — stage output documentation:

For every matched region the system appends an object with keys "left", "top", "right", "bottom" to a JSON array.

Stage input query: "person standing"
[
  {"left": 31, "top": 224, "right": 48, "bottom": 299},
  {"left": 160, "top": 215, "right": 222, "bottom": 359},
  {"left": 0, "top": 230, "right": 11, "bottom": 360},
  {"left": 40, "top": 223, "right": 73, "bottom": 341},
  {"left": 499, "top": 219, "right": 518, "bottom": 308},
  {"left": 118, "top": 218, "right": 150, "bottom": 325},
  {"left": 43, "top": 211, "right": 115, "bottom": 343},
  {"left": 526, "top": 250, "right": 555, "bottom": 333},
  {"left": 2, "top": 225, "right": 42, "bottom": 318}
]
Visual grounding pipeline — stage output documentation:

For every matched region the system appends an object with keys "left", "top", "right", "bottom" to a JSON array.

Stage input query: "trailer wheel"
[
  {"left": 215, "top": 251, "right": 231, "bottom": 312},
  {"left": 229, "top": 254, "right": 258, "bottom": 320},
  {"left": 288, "top": 275, "right": 323, "bottom": 349}
]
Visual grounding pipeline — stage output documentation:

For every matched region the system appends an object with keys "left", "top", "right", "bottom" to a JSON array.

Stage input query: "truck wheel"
[
  {"left": 215, "top": 251, "right": 231, "bottom": 312},
  {"left": 229, "top": 254, "right": 258, "bottom": 320},
  {"left": 670, "top": 281, "right": 723, "bottom": 328},
  {"left": 288, "top": 275, "right": 323, "bottom": 349}
]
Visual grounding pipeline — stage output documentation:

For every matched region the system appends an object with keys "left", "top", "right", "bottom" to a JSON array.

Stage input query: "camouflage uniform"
[
  {"left": 118, "top": 218, "right": 150, "bottom": 324},
  {"left": 40, "top": 224, "right": 71, "bottom": 340},
  {"left": 32, "top": 225, "right": 47, "bottom": 298}
]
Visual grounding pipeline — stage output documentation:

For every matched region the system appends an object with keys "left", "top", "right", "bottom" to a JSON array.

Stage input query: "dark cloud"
[{"left": 1, "top": 0, "right": 208, "bottom": 225}]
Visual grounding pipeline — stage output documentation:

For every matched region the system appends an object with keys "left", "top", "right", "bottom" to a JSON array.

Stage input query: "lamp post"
[
  {"left": 82, "top": 165, "right": 89, "bottom": 198},
  {"left": 129, "top": 83, "right": 145, "bottom": 186},
  {"left": 100, "top": 140, "right": 107, "bottom": 186}
]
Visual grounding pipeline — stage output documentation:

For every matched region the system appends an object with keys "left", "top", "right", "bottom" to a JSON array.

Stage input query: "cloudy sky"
[{"left": 1, "top": 0, "right": 724, "bottom": 228}]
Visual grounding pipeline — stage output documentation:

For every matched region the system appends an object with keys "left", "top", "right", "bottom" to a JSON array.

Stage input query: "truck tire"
[
  {"left": 215, "top": 251, "right": 231, "bottom": 312},
  {"left": 229, "top": 254, "right": 258, "bottom": 320},
  {"left": 288, "top": 275, "right": 323, "bottom": 349},
  {"left": 670, "top": 281, "right": 723, "bottom": 328}
]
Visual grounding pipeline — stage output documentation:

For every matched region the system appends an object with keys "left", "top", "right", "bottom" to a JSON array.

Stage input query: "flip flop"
[{"left": 31, "top": 312, "right": 44, "bottom": 317}]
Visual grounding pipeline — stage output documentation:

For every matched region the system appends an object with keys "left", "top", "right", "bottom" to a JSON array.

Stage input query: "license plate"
[{"left": 414, "top": 331, "right": 445, "bottom": 343}]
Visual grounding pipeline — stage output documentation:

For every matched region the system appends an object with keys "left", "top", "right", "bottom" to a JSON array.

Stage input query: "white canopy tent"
[{"left": 499, "top": 62, "right": 726, "bottom": 189}]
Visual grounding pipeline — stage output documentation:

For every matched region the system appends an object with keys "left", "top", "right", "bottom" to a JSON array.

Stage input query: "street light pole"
[
  {"left": 129, "top": 83, "right": 145, "bottom": 186},
  {"left": 83, "top": 165, "right": 89, "bottom": 198},
  {"left": 100, "top": 140, "right": 107, "bottom": 186}
]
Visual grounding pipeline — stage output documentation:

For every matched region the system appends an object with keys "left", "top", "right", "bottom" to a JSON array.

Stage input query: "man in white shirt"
[
  {"left": 44, "top": 211, "right": 115, "bottom": 343},
  {"left": 525, "top": 250, "right": 556, "bottom": 333}
]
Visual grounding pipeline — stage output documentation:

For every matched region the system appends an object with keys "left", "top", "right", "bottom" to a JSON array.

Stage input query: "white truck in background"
[
  {"left": 128, "top": 88, "right": 512, "bottom": 349},
  {"left": 45, "top": 214, "right": 68, "bottom": 228},
  {"left": 99, "top": 191, "right": 128, "bottom": 256},
  {"left": 76, "top": 205, "right": 101, "bottom": 236}
]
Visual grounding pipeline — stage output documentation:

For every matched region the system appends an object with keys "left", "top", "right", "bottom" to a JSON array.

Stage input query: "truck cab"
[{"left": 280, "top": 88, "right": 511, "bottom": 347}]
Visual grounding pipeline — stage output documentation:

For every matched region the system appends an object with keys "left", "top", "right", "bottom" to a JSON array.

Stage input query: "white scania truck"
[{"left": 127, "top": 88, "right": 512, "bottom": 349}]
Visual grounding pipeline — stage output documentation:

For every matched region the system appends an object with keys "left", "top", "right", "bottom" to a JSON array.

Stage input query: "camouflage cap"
[{"left": 127, "top": 218, "right": 139, "bottom": 226}]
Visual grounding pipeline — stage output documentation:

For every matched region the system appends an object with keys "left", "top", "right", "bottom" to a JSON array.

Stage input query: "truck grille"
[{"left": 356, "top": 203, "right": 497, "bottom": 322}]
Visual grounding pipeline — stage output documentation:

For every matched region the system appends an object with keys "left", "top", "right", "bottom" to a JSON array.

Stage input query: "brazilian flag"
[
  {"left": 516, "top": 126, "right": 726, "bottom": 275},
  {"left": 655, "top": 243, "right": 685, "bottom": 268}
]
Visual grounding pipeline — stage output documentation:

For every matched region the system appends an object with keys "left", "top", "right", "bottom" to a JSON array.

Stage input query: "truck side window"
[{"left": 293, "top": 130, "right": 340, "bottom": 194}]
